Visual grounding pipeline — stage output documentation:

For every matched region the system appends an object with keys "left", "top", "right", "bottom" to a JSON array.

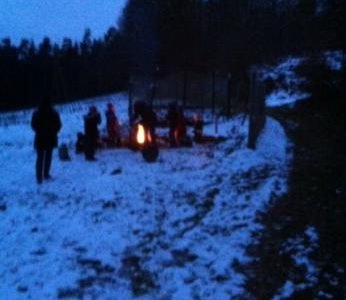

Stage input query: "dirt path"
[{"left": 241, "top": 91, "right": 346, "bottom": 298}]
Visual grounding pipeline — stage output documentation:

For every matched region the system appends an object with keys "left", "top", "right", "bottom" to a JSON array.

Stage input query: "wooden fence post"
[
  {"left": 211, "top": 71, "right": 216, "bottom": 115},
  {"left": 182, "top": 69, "right": 188, "bottom": 109}
]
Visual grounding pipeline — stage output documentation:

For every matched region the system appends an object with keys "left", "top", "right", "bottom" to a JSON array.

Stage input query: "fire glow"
[
  {"left": 137, "top": 124, "right": 146, "bottom": 144},
  {"left": 136, "top": 123, "right": 152, "bottom": 145},
  {"left": 134, "top": 123, "right": 158, "bottom": 162}
]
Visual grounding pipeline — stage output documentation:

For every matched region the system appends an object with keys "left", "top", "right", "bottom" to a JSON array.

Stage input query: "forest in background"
[{"left": 0, "top": 0, "right": 345, "bottom": 111}]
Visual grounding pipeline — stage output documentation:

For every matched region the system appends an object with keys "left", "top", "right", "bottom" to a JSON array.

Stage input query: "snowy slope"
[
  {"left": 0, "top": 93, "right": 291, "bottom": 299},
  {"left": 260, "top": 50, "right": 344, "bottom": 108},
  {"left": 259, "top": 57, "right": 310, "bottom": 108}
]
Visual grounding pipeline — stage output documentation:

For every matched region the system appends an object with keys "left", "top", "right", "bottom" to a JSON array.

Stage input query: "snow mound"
[{"left": 266, "top": 90, "right": 309, "bottom": 108}]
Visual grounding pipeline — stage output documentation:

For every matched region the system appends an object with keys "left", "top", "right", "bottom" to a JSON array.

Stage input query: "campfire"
[
  {"left": 134, "top": 123, "right": 159, "bottom": 162},
  {"left": 136, "top": 124, "right": 151, "bottom": 145}
]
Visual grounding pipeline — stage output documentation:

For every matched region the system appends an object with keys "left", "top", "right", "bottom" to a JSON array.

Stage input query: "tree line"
[
  {"left": 0, "top": 28, "right": 129, "bottom": 111},
  {"left": 1, "top": 0, "right": 345, "bottom": 111},
  {"left": 121, "top": 0, "right": 345, "bottom": 79}
]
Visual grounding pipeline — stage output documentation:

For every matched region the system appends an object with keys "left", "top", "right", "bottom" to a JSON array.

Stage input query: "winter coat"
[
  {"left": 176, "top": 110, "right": 187, "bottom": 138},
  {"left": 133, "top": 101, "right": 157, "bottom": 129},
  {"left": 105, "top": 108, "right": 120, "bottom": 136},
  {"left": 31, "top": 105, "right": 62, "bottom": 149},
  {"left": 84, "top": 111, "right": 101, "bottom": 139},
  {"left": 166, "top": 105, "right": 179, "bottom": 130}
]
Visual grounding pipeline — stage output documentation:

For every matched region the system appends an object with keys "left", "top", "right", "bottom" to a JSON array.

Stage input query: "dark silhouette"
[
  {"left": 166, "top": 102, "right": 179, "bottom": 147},
  {"left": 105, "top": 103, "right": 121, "bottom": 147},
  {"left": 166, "top": 103, "right": 188, "bottom": 147},
  {"left": 75, "top": 132, "right": 86, "bottom": 154},
  {"left": 176, "top": 105, "right": 188, "bottom": 146},
  {"left": 83, "top": 106, "right": 101, "bottom": 161},
  {"left": 192, "top": 113, "right": 203, "bottom": 143},
  {"left": 31, "top": 100, "right": 62, "bottom": 184}
]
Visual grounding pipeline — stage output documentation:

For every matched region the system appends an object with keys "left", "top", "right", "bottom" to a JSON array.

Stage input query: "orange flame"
[{"left": 137, "top": 124, "right": 145, "bottom": 144}]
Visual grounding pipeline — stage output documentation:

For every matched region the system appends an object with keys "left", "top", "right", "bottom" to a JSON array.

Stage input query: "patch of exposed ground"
[{"left": 241, "top": 79, "right": 346, "bottom": 299}]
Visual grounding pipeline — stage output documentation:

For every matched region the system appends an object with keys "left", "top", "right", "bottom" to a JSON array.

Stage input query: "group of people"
[
  {"left": 31, "top": 101, "right": 121, "bottom": 184},
  {"left": 31, "top": 100, "right": 204, "bottom": 184},
  {"left": 166, "top": 102, "right": 204, "bottom": 146},
  {"left": 79, "top": 103, "right": 121, "bottom": 160}
]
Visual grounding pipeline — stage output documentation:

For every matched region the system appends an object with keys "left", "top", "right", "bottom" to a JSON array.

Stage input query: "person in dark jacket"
[
  {"left": 166, "top": 103, "right": 188, "bottom": 146},
  {"left": 176, "top": 105, "right": 187, "bottom": 145},
  {"left": 31, "top": 100, "right": 62, "bottom": 184},
  {"left": 192, "top": 113, "right": 203, "bottom": 143},
  {"left": 166, "top": 102, "right": 179, "bottom": 147},
  {"left": 84, "top": 106, "right": 101, "bottom": 160},
  {"left": 105, "top": 103, "right": 121, "bottom": 147}
]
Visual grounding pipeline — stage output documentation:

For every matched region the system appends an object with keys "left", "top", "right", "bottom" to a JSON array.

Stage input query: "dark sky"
[{"left": 0, "top": 0, "right": 127, "bottom": 45}]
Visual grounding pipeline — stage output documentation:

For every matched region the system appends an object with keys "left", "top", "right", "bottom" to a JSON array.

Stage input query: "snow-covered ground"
[
  {"left": 272, "top": 226, "right": 319, "bottom": 300},
  {"left": 4, "top": 50, "right": 342, "bottom": 299},
  {"left": 0, "top": 91, "right": 292, "bottom": 299},
  {"left": 260, "top": 50, "right": 344, "bottom": 108},
  {"left": 259, "top": 56, "right": 310, "bottom": 108}
]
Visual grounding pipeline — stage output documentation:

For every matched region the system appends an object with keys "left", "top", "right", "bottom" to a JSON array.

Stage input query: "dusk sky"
[{"left": 0, "top": 0, "right": 128, "bottom": 45}]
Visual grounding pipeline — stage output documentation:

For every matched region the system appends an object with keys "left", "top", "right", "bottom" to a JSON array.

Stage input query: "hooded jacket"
[{"left": 31, "top": 103, "right": 62, "bottom": 149}]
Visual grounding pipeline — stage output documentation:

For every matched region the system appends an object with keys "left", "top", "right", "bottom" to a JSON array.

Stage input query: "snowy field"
[
  {"left": 4, "top": 50, "right": 343, "bottom": 299},
  {"left": 0, "top": 91, "right": 293, "bottom": 299}
]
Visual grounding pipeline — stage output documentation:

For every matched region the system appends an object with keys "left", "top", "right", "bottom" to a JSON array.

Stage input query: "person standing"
[
  {"left": 105, "top": 103, "right": 121, "bottom": 147},
  {"left": 192, "top": 113, "right": 203, "bottom": 143},
  {"left": 166, "top": 102, "right": 179, "bottom": 147},
  {"left": 84, "top": 106, "right": 101, "bottom": 160},
  {"left": 176, "top": 105, "right": 187, "bottom": 145},
  {"left": 31, "top": 100, "right": 62, "bottom": 184}
]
